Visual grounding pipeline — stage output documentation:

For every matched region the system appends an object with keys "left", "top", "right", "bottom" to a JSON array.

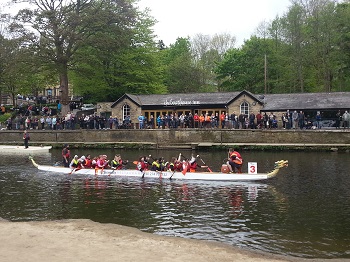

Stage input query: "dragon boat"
[{"left": 29, "top": 157, "right": 288, "bottom": 181}]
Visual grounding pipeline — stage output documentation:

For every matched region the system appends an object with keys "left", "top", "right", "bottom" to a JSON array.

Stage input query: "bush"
[{"left": 0, "top": 113, "right": 12, "bottom": 124}]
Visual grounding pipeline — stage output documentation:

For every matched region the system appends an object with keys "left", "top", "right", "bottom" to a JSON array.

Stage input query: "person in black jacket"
[{"left": 23, "top": 130, "right": 30, "bottom": 149}]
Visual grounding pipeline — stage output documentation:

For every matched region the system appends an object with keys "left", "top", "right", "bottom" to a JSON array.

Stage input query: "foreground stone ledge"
[{"left": 0, "top": 219, "right": 298, "bottom": 262}]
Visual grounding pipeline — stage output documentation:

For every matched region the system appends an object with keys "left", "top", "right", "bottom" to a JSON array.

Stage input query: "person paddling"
[
  {"left": 95, "top": 155, "right": 109, "bottom": 174},
  {"left": 137, "top": 156, "right": 148, "bottom": 172},
  {"left": 83, "top": 154, "right": 92, "bottom": 168},
  {"left": 188, "top": 155, "right": 208, "bottom": 172},
  {"left": 69, "top": 155, "right": 82, "bottom": 170},
  {"left": 110, "top": 154, "right": 127, "bottom": 170}
]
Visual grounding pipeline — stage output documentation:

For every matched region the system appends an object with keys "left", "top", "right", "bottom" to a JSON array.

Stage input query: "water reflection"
[{"left": 0, "top": 150, "right": 349, "bottom": 258}]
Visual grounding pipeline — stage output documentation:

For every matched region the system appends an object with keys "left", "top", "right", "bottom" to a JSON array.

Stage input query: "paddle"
[
  {"left": 196, "top": 155, "right": 213, "bottom": 173},
  {"left": 169, "top": 170, "right": 176, "bottom": 179},
  {"left": 177, "top": 153, "right": 189, "bottom": 175},
  {"left": 69, "top": 168, "right": 77, "bottom": 175},
  {"left": 69, "top": 165, "right": 81, "bottom": 174},
  {"left": 181, "top": 161, "right": 189, "bottom": 175}
]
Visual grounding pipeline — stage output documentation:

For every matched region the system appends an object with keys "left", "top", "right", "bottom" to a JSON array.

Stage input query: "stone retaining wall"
[{"left": 1, "top": 129, "right": 349, "bottom": 148}]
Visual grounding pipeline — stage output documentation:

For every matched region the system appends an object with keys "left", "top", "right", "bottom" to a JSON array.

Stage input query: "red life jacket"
[
  {"left": 84, "top": 159, "right": 92, "bottom": 168},
  {"left": 137, "top": 161, "right": 147, "bottom": 171}
]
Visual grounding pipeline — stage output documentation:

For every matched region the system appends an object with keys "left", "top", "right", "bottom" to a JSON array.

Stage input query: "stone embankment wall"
[{"left": 1, "top": 129, "right": 350, "bottom": 150}]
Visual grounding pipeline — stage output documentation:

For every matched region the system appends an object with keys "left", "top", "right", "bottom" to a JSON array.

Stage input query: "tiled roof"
[
  {"left": 262, "top": 92, "right": 350, "bottom": 111},
  {"left": 111, "top": 91, "right": 350, "bottom": 110},
  {"left": 112, "top": 90, "right": 261, "bottom": 107}
]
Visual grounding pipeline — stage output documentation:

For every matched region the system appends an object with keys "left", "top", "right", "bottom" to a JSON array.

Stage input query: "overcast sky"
[{"left": 137, "top": 0, "right": 292, "bottom": 46}]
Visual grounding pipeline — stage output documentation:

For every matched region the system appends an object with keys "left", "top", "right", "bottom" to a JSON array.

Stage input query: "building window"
[
  {"left": 122, "top": 104, "right": 130, "bottom": 120},
  {"left": 240, "top": 101, "right": 249, "bottom": 115}
]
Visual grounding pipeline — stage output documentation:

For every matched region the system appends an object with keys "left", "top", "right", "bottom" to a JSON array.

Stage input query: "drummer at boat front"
[{"left": 227, "top": 148, "right": 243, "bottom": 173}]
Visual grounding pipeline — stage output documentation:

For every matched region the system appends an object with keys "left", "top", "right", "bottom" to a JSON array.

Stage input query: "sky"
[{"left": 137, "top": 0, "right": 292, "bottom": 46}]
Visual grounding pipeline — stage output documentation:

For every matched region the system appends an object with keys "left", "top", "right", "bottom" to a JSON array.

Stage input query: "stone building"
[{"left": 96, "top": 90, "right": 350, "bottom": 128}]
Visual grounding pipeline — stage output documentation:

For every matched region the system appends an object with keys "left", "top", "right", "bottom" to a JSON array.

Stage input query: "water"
[{"left": 0, "top": 149, "right": 349, "bottom": 259}]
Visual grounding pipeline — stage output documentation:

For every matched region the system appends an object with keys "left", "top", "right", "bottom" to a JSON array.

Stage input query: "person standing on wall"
[{"left": 23, "top": 130, "right": 30, "bottom": 149}]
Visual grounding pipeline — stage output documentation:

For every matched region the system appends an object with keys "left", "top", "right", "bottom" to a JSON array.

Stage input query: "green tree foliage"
[
  {"left": 2, "top": 0, "right": 350, "bottom": 103},
  {"left": 7, "top": 0, "right": 160, "bottom": 103},
  {"left": 70, "top": 7, "right": 166, "bottom": 102},
  {"left": 0, "top": 30, "right": 46, "bottom": 106},
  {"left": 216, "top": 37, "right": 278, "bottom": 93},
  {"left": 334, "top": 2, "right": 350, "bottom": 91},
  {"left": 215, "top": 0, "right": 350, "bottom": 94},
  {"left": 164, "top": 37, "right": 202, "bottom": 93}
]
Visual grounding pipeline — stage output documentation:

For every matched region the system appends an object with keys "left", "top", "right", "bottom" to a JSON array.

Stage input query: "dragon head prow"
[{"left": 274, "top": 160, "right": 288, "bottom": 169}]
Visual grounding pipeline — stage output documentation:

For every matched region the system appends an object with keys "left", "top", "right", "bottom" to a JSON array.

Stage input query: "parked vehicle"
[{"left": 81, "top": 104, "right": 95, "bottom": 111}]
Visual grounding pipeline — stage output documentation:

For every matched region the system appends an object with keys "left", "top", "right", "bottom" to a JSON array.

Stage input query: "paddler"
[
  {"left": 110, "top": 154, "right": 127, "bottom": 170},
  {"left": 137, "top": 156, "right": 148, "bottom": 172},
  {"left": 69, "top": 155, "right": 81, "bottom": 169},
  {"left": 188, "top": 155, "right": 207, "bottom": 172},
  {"left": 95, "top": 155, "right": 109, "bottom": 174},
  {"left": 83, "top": 154, "right": 92, "bottom": 168},
  {"left": 151, "top": 158, "right": 162, "bottom": 171}
]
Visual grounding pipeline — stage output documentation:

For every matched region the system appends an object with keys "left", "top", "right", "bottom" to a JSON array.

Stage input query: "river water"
[{"left": 0, "top": 149, "right": 349, "bottom": 259}]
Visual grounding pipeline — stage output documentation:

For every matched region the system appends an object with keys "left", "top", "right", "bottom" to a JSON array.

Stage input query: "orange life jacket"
[{"left": 230, "top": 153, "right": 243, "bottom": 165}]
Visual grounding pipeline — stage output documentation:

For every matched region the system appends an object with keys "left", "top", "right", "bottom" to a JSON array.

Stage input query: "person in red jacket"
[
  {"left": 62, "top": 144, "right": 70, "bottom": 167},
  {"left": 227, "top": 148, "right": 243, "bottom": 173},
  {"left": 193, "top": 113, "right": 199, "bottom": 128},
  {"left": 137, "top": 156, "right": 148, "bottom": 172},
  {"left": 187, "top": 155, "right": 207, "bottom": 172},
  {"left": 82, "top": 154, "right": 92, "bottom": 168}
]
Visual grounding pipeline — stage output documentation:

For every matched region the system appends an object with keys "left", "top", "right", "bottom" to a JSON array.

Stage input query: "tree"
[
  {"left": 9, "top": 0, "right": 139, "bottom": 113},
  {"left": 334, "top": 2, "right": 350, "bottom": 91},
  {"left": 191, "top": 33, "right": 236, "bottom": 91},
  {"left": 70, "top": 6, "right": 166, "bottom": 101},
  {"left": 164, "top": 38, "right": 202, "bottom": 93},
  {"left": 0, "top": 26, "right": 44, "bottom": 106},
  {"left": 215, "top": 37, "right": 278, "bottom": 94}
]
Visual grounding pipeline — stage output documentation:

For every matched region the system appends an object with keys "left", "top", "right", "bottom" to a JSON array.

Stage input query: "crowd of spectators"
[{"left": 1, "top": 103, "right": 349, "bottom": 130}]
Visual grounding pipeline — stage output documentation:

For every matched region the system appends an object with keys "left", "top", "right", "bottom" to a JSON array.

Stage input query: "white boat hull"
[{"left": 30, "top": 158, "right": 288, "bottom": 181}]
